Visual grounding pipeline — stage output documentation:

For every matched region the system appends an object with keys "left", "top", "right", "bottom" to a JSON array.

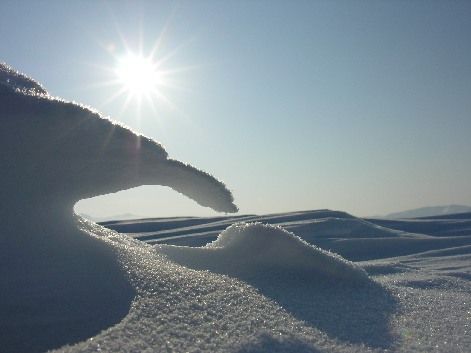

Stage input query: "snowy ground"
[
  {"left": 58, "top": 210, "right": 471, "bottom": 353},
  {"left": 3, "top": 209, "right": 470, "bottom": 353}
]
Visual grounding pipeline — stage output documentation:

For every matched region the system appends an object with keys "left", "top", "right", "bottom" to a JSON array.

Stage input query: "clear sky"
[{"left": 2, "top": 1, "right": 470, "bottom": 218}]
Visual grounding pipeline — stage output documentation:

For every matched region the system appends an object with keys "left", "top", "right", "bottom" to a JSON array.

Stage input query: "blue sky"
[{"left": 2, "top": 1, "right": 470, "bottom": 218}]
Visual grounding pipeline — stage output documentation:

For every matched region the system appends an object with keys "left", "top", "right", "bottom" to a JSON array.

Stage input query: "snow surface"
[
  {"left": 158, "top": 223, "right": 369, "bottom": 283},
  {"left": 63, "top": 212, "right": 471, "bottom": 353},
  {"left": 100, "top": 211, "right": 471, "bottom": 353},
  {"left": 1, "top": 63, "right": 470, "bottom": 353}
]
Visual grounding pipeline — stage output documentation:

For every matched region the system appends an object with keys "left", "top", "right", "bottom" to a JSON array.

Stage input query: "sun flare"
[
  {"left": 96, "top": 29, "right": 193, "bottom": 120},
  {"left": 115, "top": 54, "right": 162, "bottom": 97}
]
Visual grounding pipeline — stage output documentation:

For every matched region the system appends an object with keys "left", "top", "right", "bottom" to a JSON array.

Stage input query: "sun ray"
[
  {"left": 148, "top": 4, "right": 179, "bottom": 60},
  {"left": 99, "top": 87, "right": 129, "bottom": 108}
]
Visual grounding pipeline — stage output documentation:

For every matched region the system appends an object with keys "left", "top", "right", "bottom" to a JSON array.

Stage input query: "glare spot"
[{"left": 115, "top": 54, "right": 162, "bottom": 97}]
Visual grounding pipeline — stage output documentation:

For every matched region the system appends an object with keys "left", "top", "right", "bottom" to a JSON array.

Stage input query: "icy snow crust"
[{"left": 2, "top": 63, "right": 471, "bottom": 353}]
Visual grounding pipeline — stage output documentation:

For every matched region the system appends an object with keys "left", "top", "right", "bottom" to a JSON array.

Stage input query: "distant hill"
[{"left": 384, "top": 205, "right": 471, "bottom": 219}]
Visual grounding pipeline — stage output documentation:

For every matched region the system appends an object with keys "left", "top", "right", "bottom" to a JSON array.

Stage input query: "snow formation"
[
  {"left": 0, "top": 62, "right": 237, "bottom": 213},
  {"left": 0, "top": 62, "right": 236, "bottom": 353}
]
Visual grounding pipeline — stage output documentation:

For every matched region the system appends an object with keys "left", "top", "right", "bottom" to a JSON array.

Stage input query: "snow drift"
[
  {"left": 158, "top": 222, "right": 369, "bottom": 283},
  {"left": 54, "top": 218, "right": 386, "bottom": 353},
  {"left": 0, "top": 62, "right": 236, "bottom": 353}
]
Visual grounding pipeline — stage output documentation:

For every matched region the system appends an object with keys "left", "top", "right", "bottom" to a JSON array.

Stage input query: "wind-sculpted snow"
[
  {"left": 0, "top": 62, "right": 237, "bottom": 213},
  {"left": 55, "top": 218, "right": 397, "bottom": 353},
  {"left": 0, "top": 62, "right": 236, "bottom": 352},
  {"left": 158, "top": 222, "right": 369, "bottom": 283},
  {"left": 49, "top": 213, "right": 470, "bottom": 353}
]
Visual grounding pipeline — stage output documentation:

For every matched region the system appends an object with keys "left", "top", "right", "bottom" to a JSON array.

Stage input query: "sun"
[
  {"left": 94, "top": 28, "right": 194, "bottom": 121},
  {"left": 115, "top": 53, "right": 162, "bottom": 98}
]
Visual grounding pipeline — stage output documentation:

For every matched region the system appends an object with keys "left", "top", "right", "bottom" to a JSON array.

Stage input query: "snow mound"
[{"left": 158, "top": 222, "right": 369, "bottom": 283}]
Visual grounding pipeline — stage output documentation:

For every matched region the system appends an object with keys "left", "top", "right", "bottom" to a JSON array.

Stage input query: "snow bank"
[{"left": 158, "top": 222, "right": 369, "bottom": 283}]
